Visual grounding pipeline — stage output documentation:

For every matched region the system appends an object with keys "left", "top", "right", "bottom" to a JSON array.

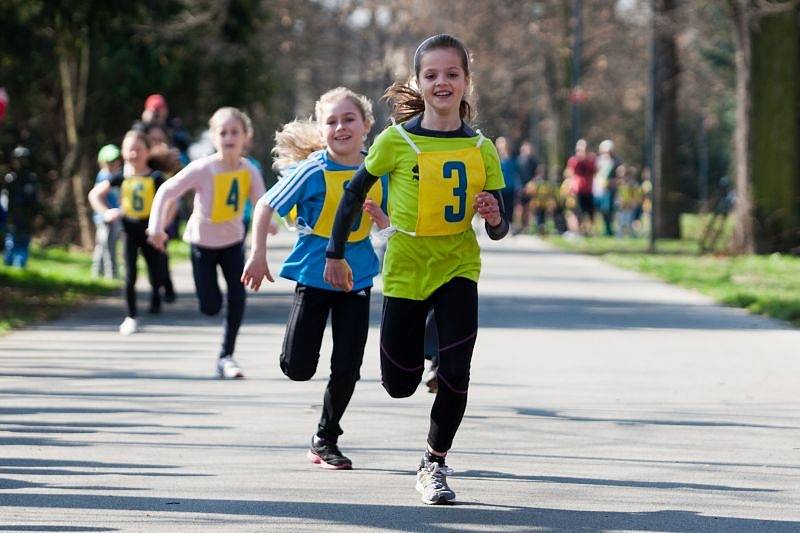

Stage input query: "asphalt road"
[{"left": 1, "top": 232, "right": 798, "bottom": 532}]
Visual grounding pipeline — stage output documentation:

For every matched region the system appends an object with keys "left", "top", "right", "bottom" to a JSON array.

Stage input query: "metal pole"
[{"left": 571, "top": 0, "right": 583, "bottom": 146}]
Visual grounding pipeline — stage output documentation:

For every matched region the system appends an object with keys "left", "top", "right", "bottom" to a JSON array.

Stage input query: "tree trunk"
[
  {"left": 750, "top": 7, "right": 800, "bottom": 252},
  {"left": 653, "top": 0, "right": 681, "bottom": 239},
  {"left": 57, "top": 32, "right": 93, "bottom": 250},
  {"left": 729, "top": 0, "right": 755, "bottom": 253}
]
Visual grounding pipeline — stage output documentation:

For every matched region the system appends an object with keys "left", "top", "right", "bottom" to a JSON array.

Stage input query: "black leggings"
[
  {"left": 190, "top": 242, "right": 246, "bottom": 357},
  {"left": 380, "top": 276, "right": 478, "bottom": 453},
  {"left": 280, "top": 284, "right": 371, "bottom": 442},
  {"left": 122, "top": 221, "right": 163, "bottom": 318}
]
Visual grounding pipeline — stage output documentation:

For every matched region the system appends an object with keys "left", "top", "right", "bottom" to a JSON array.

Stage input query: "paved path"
[{"left": 1, "top": 233, "right": 799, "bottom": 532}]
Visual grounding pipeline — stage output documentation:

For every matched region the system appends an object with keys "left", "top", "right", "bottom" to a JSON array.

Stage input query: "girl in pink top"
[{"left": 148, "top": 107, "right": 267, "bottom": 379}]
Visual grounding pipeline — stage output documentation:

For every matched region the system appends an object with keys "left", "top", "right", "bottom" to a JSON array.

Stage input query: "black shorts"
[{"left": 577, "top": 193, "right": 594, "bottom": 217}]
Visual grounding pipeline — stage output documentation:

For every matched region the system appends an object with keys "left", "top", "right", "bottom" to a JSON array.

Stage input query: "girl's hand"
[
  {"left": 241, "top": 253, "right": 274, "bottom": 291},
  {"left": 323, "top": 258, "right": 353, "bottom": 292},
  {"left": 473, "top": 191, "right": 502, "bottom": 227},
  {"left": 147, "top": 230, "right": 169, "bottom": 252},
  {"left": 363, "top": 198, "right": 390, "bottom": 230},
  {"left": 103, "top": 207, "right": 122, "bottom": 223}
]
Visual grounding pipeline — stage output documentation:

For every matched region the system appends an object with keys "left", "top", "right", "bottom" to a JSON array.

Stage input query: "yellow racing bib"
[
  {"left": 211, "top": 169, "right": 251, "bottom": 223},
  {"left": 416, "top": 146, "right": 486, "bottom": 236},
  {"left": 312, "top": 169, "right": 383, "bottom": 242},
  {"left": 121, "top": 176, "right": 155, "bottom": 220}
]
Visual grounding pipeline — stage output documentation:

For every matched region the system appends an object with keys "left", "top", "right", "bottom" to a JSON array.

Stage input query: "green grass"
[
  {"left": 546, "top": 215, "right": 800, "bottom": 327},
  {"left": 0, "top": 244, "right": 120, "bottom": 332}
]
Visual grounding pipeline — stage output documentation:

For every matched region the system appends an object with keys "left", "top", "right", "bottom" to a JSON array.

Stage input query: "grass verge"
[
  {"left": 546, "top": 232, "right": 800, "bottom": 327},
  {"left": 0, "top": 237, "right": 190, "bottom": 333},
  {"left": 0, "top": 245, "right": 120, "bottom": 332}
]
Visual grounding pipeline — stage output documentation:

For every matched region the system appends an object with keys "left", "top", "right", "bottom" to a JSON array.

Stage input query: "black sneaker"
[{"left": 307, "top": 435, "right": 352, "bottom": 470}]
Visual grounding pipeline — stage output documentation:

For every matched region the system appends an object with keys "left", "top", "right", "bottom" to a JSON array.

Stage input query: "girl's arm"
[
  {"left": 88, "top": 180, "right": 121, "bottom": 223},
  {"left": 241, "top": 195, "right": 276, "bottom": 291},
  {"left": 324, "top": 165, "right": 380, "bottom": 291},
  {"left": 147, "top": 166, "right": 198, "bottom": 251},
  {"left": 474, "top": 190, "right": 509, "bottom": 240}
]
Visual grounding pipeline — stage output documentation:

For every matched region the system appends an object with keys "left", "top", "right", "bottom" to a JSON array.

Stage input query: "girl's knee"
[
  {"left": 382, "top": 379, "right": 419, "bottom": 398},
  {"left": 199, "top": 301, "right": 222, "bottom": 316},
  {"left": 280, "top": 357, "right": 316, "bottom": 381}
]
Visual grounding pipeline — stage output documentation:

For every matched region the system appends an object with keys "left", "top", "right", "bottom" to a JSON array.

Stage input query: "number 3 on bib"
[{"left": 443, "top": 161, "right": 467, "bottom": 223}]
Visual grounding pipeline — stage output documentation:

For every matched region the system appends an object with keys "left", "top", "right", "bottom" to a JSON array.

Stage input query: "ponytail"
[
  {"left": 383, "top": 82, "right": 426, "bottom": 124},
  {"left": 271, "top": 119, "right": 325, "bottom": 172}
]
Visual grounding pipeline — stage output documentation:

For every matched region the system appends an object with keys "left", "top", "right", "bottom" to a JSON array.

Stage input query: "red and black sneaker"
[{"left": 306, "top": 435, "right": 352, "bottom": 470}]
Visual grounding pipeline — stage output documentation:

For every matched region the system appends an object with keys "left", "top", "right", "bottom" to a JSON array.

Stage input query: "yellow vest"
[
  {"left": 312, "top": 169, "right": 383, "bottom": 242},
  {"left": 394, "top": 123, "right": 486, "bottom": 237},
  {"left": 210, "top": 169, "right": 251, "bottom": 223},
  {"left": 120, "top": 176, "right": 156, "bottom": 220}
]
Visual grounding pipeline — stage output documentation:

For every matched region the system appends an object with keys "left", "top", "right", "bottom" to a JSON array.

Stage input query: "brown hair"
[
  {"left": 122, "top": 129, "right": 151, "bottom": 150},
  {"left": 384, "top": 34, "right": 473, "bottom": 124},
  {"left": 272, "top": 87, "right": 373, "bottom": 172}
]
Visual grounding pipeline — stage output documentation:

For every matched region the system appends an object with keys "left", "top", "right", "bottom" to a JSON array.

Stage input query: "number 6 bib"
[
  {"left": 121, "top": 176, "right": 156, "bottom": 220},
  {"left": 395, "top": 124, "right": 486, "bottom": 237},
  {"left": 211, "top": 169, "right": 251, "bottom": 223}
]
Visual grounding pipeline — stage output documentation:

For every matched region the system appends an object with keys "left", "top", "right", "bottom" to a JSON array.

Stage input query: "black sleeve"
[
  {"left": 152, "top": 170, "right": 165, "bottom": 189},
  {"left": 108, "top": 171, "right": 124, "bottom": 188},
  {"left": 485, "top": 189, "right": 509, "bottom": 240},
  {"left": 325, "top": 165, "right": 380, "bottom": 259}
]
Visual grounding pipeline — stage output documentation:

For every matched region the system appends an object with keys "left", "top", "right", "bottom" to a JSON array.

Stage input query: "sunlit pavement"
[{"left": 1, "top": 231, "right": 799, "bottom": 532}]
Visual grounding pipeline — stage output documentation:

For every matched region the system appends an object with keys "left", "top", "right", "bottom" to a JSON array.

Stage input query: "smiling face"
[
  {"left": 319, "top": 98, "right": 369, "bottom": 162},
  {"left": 211, "top": 115, "right": 246, "bottom": 159},
  {"left": 417, "top": 47, "right": 469, "bottom": 119}
]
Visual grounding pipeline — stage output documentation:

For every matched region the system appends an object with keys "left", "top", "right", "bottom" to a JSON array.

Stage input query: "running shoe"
[
  {"left": 216, "top": 357, "right": 244, "bottom": 379},
  {"left": 416, "top": 455, "right": 455, "bottom": 505},
  {"left": 307, "top": 435, "right": 352, "bottom": 470},
  {"left": 119, "top": 317, "right": 138, "bottom": 336}
]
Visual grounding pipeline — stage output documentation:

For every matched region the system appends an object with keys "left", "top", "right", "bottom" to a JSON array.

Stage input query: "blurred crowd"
[{"left": 496, "top": 136, "right": 652, "bottom": 239}]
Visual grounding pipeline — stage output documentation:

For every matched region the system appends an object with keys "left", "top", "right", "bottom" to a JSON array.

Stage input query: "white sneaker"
[
  {"left": 217, "top": 357, "right": 244, "bottom": 379},
  {"left": 119, "top": 317, "right": 138, "bottom": 336},
  {"left": 416, "top": 457, "right": 456, "bottom": 505}
]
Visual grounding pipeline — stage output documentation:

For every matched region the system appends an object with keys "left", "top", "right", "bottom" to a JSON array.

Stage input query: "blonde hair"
[
  {"left": 272, "top": 87, "right": 374, "bottom": 172},
  {"left": 209, "top": 106, "right": 254, "bottom": 138},
  {"left": 272, "top": 119, "right": 325, "bottom": 172},
  {"left": 314, "top": 87, "right": 374, "bottom": 128}
]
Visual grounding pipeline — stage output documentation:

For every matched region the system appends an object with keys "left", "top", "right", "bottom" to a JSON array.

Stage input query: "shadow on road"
[{"left": 0, "top": 494, "right": 797, "bottom": 532}]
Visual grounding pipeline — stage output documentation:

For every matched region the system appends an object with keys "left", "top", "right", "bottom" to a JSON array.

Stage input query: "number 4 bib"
[
  {"left": 211, "top": 169, "right": 251, "bottom": 223},
  {"left": 395, "top": 124, "right": 486, "bottom": 237}
]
